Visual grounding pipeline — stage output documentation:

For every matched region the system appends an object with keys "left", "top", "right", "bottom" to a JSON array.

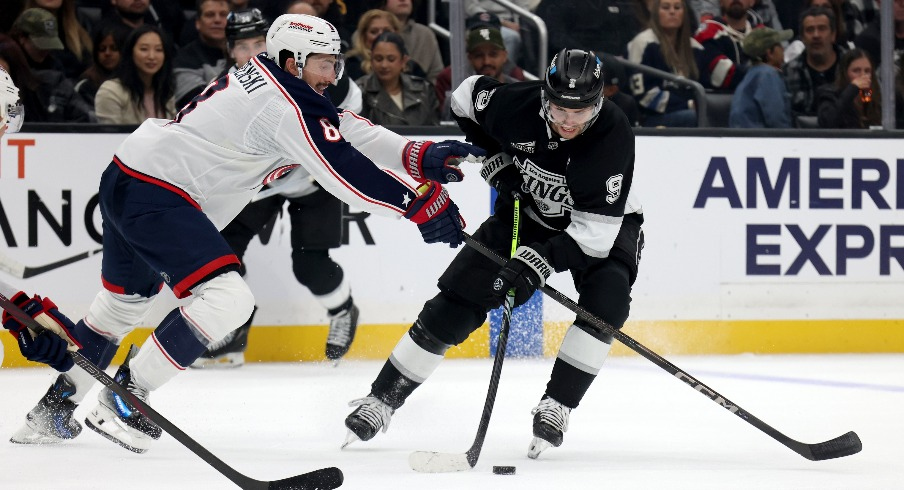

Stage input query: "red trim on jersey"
[
  {"left": 150, "top": 332, "right": 187, "bottom": 370},
  {"left": 251, "top": 57, "right": 399, "bottom": 214},
  {"left": 101, "top": 275, "right": 125, "bottom": 294},
  {"left": 113, "top": 156, "right": 202, "bottom": 211},
  {"left": 694, "top": 21, "right": 723, "bottom": 43},
  {"left": 170, "top": 254, "right": 240, "bottom": 299}
]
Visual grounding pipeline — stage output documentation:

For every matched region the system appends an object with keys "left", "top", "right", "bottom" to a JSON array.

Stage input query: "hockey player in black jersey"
[{"left": 344, "top": 48, "right": 644, "bottom": 459}]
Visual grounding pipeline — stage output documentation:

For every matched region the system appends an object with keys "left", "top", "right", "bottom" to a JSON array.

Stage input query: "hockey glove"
[
  {"left": 403, "top": 140, "right": 486, "bottom": 184},
  {"left": 480, "top": 152, "right": 524, "bottom": 197},
  {"left": 404, "top": 181, "right": 465, "bottom": 248},
  {"left": 2, "top": 292, "right": 82, "bottom": 371},
  {"left": 493, "top": 244, "right": 552, "bottom": 305}
]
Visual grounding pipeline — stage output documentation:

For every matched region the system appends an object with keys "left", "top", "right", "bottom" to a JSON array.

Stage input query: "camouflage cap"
[
  {"left": 742, "top": 27, "right": 793, "bottom": 59},
  {"left": 13, "top": 8, "right": 64, "bottom": 51}
]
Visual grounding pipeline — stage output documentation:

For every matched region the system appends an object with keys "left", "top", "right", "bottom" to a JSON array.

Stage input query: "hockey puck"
[{"left": 492, "top": 465, "right": 516, "bottom": 475}]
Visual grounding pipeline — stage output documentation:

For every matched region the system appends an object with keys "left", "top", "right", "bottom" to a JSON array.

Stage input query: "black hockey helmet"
[
  {"left": 226, "top": 8, "right": 269, "bottom": 46},
  {"left": 542, "top": 47, "right": 604, "bottom": 107}
]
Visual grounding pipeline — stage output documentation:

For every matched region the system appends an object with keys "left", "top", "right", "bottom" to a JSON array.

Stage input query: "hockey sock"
[
  {"left": 374, "top": 321, "right": 450, "bottom": 409},
  {"left": 544, "top": 324, "right": 613, "bottom": 408},
  {"left": 130, "top": 309, "right": 207, "bottom": 391},
  {"left": 63, "top": 319, "right": 120, "bottom": 403}
]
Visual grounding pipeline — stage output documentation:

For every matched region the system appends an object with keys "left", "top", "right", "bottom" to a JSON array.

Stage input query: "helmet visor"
[
  {"left": 545, "top": 99, "right": 601, "bottom": 127},
  {"left": 302, "top": 53, "right": 346, "bottom": 81}
]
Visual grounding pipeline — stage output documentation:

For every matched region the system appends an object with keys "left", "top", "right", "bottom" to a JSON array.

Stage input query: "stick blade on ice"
[
  {"left": 408, "top": 451, "right": 472, "bottom": 473},
  {"left": 267, "top": 467, "right": 343, "bottom": 489},
  {"left": 805, "top": 431, "right": 862, "bottom": 461}
]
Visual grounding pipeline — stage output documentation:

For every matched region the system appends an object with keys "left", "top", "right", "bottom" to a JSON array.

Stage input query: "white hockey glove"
[{"left": 0, "top": 66, "right": 23, "bottom": 133}]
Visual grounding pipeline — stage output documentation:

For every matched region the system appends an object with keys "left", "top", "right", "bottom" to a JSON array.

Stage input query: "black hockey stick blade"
[
  {"left": 0, "top": 287, "right": 344, "bottom": 490},
  {"left": 462, "top": 233, "right": 863, "bottom": 462},
  {"left": 0, "top": 248, "right": 103, "bottom": 279}
]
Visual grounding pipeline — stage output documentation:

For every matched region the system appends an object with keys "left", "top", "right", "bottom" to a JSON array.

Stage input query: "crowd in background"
[{"left": 0, "top": 0, "right": 903, "bottom": 129}]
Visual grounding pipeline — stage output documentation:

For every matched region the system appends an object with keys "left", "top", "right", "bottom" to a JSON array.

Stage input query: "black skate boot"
[
  {"left": 326, "top": 302, "right": 359, "bottom": 362},
  {"left": 191, "top": 308, "right": 254, "bottom": 369},
  {"left": 342, "top": 394, "right": 394, "bottom": 448},
  {"left": 85, "top": 345, "right": 161, "bottom": 453},
  {"left": 528, "top": 396, "right": 572, "bottom": 459},
  {"left": 9, "top": 373, "right": 82, "bottom": 444}
]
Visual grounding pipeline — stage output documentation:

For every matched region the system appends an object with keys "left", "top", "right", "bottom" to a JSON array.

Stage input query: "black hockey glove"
[
  {"left": 403, "top": 140, "right": 486, "bottom": 184},
  {"left": 480, "top": 152, "right": 523, "bottom": 197},
  {"left": 493, "top": 244, "right": 552, "bottom": 305},
  {"left": 404, "top": 181, "right": 465, "bottom": 248},
  {"left": 2, "top": 292, "right": 82, "bottom": 371}
]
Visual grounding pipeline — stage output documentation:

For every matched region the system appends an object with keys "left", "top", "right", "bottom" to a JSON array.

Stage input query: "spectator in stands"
[
  {"left": 536, "top": 0, "right": 643, "bottom": 58},
  {"left": 95, "top": 25, "right": 175, "bottom": 124},
  {"left": 629, "top": 0, "right": 705, "bottom": 127},
  {"left": 854, "top": 0, "right": 904, "bottom": 70},
  {"left": 783, "top": 7, "right": 843, "bottom": 121},
  {"left": 381, "top": 0, "right": 443, "bottom": 83},
  {"left": 356, "top": 31, "right": 438, "bottom": 125},
  {"left": 434, "top": 22, "right": 524, "bottom": 118},
  {"left": 464, "top": 0, "right": 540, "bottom": 65},
  {"left": 785, "top": 0, "right": 861, "bottom": 63},
  {"left": 690, "top": 0, "right": 781, "bottom": 29},
  {"left": 729, "top": 26, "right": 792, "bottom": 128},
  {"left": 75, "top": 23, "right": 130, "bottom": 116},
  {"left": 173, "top": 0, "right": 229, "bottom": 109},
  {"left": 817, "top": 47, "right": 880, "bottom": 128},
  {"left": 99, "top": 0, "right": 183, "bottom": 44},
  {"left": 694, "top": 0, "right": 760, "bottom": 90},
  {"left": 601, "top": 53, "right": 640, "bottom": 126},
  {"left": 7, "top": 10, "right": 92, "bottom": 122},
  {"left": 290, "top": 0, "right": 352, "bottom": 45},
  {"left": 24, "top": 0, "right": 93, "bottom": 79},
  {"left": 346, "top": 9, "right": 404, "bottom": 80}
]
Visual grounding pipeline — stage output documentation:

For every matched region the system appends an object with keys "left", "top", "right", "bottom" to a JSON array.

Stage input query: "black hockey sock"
[
  {"left": 544, "top": 358, "right": 597, "bottom": 409},
  {"left": 371, "top": 361, "right": 421, "bottom": 410}
]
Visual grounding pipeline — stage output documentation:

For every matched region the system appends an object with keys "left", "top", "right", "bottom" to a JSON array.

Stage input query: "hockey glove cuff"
[
  {"left": 403, "top": 140, "right": 486, "bottom": 184},
  {"left": 493, "top": 244, "right": 553, "bottom": 305},
  {"left": 404, "top": 181, "right": 466, "bottom": 248},
  {"left": 2, "top": 292, "right": 82, "bottom": 371}
]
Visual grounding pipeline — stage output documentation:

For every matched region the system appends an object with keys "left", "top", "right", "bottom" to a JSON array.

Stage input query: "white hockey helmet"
[
  {"left": 0, "top": 66, "right": 23, "bottom": 133},
  {"left": 266, "top": 14, "right": 344, "bottom": 81}
]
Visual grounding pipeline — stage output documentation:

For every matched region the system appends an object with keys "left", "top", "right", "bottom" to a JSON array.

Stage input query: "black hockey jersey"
[{"left": 451, "top": 76, "right": 642, "bottom": 263}]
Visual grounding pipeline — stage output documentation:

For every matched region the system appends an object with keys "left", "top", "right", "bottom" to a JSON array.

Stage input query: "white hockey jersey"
[{"left": 114, "top": 54, "right": 418, "bottom": 230}]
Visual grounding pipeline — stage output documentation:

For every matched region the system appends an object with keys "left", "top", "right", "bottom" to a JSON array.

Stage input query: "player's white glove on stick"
[
  {"left": 0, "top": 66, "right": 24, "bottom": 133},
  {"left": 403, "top": 140, "right": 486, "bottom": 184},
  {"left": 404, "top": 181, "right": 466, "bottom": 248}
]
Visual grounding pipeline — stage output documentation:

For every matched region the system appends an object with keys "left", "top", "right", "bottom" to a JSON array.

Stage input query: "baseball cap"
[
  {"left": 466, "top": 26, "right": 505, "bottom": 52},
  {"left": 742, "top": 27, "right": 793, "bottom": 59},
  {"left": 465, "top": 11, "right": 502, "bottom": 30},
  {"left": 13, "top": 8, "right": 64, "bottom": 51}
]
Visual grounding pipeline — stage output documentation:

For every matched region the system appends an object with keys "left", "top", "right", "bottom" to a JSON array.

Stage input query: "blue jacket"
[{"left": 729, "top": 63, "right": 791, "bottom": 128}]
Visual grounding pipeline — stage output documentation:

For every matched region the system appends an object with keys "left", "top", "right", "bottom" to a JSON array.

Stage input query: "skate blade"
[
  {"left": 528, "top": 437, "right": 552, "bottom": 459},
  {"left": 85, "top": 406, "right": 154, "bottom": 454},
  {"left": 340, "top": 430, "right": 360, "bottom": 450}
]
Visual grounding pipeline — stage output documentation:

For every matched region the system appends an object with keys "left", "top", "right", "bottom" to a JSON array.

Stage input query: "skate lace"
[
  {"left": 327, "top": 309, "right": 354, "bottom": 346},
  {"left": 348, "top": 396, "right": 393, "bottom": 433},
  {"left": 531, "top": 398, "right": 571, "bottom": 433}
]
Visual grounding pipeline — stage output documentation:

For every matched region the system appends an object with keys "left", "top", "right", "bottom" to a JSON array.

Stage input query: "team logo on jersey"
[
  {"left": 513, "top": 156, "right": 573, "bottom": 217},
  {"left": 548, "top": 142, "right": 558, "bottom": 150},
  {"left": 475, "top": 88, "right": 495, "bottom": 111},
  {"left": 263, "top": 164, "right": 300, "bottom": 186},
  {"left": 511, "top": 141, "right": 535, "bottom": 153}
]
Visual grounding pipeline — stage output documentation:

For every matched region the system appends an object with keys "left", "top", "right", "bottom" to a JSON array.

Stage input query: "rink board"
[{"left": 0, "top": 131, "right": 902, "bottom": 366}]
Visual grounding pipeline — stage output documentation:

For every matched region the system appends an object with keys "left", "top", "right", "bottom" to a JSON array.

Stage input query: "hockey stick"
[
  {"left": 409, "top": 195, "right": 522, "bottom": 473},
  {"left": 461, "top": 233, "right": 862, "bottom": 462},
  {"left": 0, "top": 285, "right": 344, "bottom": 489},
  {"left": 0, "top": 248, "right": 103, "bottom": 279}
]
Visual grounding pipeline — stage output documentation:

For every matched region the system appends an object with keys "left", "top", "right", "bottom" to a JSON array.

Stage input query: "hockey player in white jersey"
[{"left": 8, "top": 14, "right": 484, "bottom": 452}]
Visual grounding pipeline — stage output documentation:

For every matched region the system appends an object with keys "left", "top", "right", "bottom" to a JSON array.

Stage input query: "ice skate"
[
  {"left": 191, "top": 321, "right": 251, "bottom": 369},
  {"left": 342, "top": 394, "right": 393, "bottom": 448},
  {"left": 326, "top": 303, "right": 359, "bottom": 363},
  {"left": 9, "top": 374, "right": 82, "bottom": 444},
  {"left": 85, "top": 346, "right": 161, "bottom": 453},
  {"left": 527, "top": 397, "right": 571, "bottom": 459}
]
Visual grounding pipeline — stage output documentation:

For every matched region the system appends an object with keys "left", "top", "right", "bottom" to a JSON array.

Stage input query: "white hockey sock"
[
  {"left": 129, "top": 334, "right": 185, "bottom": 392},
  {"left": 556, "top": 324, "right": 612, "bottom": 375},
  {"left": 64, "top": 365, "right": 102, "bottom": 404},
  {"left": 388, "top": 333, "right": 444, "bottom": 383},
  {"left": 314, "top": 276, "right": 351, "bottom": 311}
]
